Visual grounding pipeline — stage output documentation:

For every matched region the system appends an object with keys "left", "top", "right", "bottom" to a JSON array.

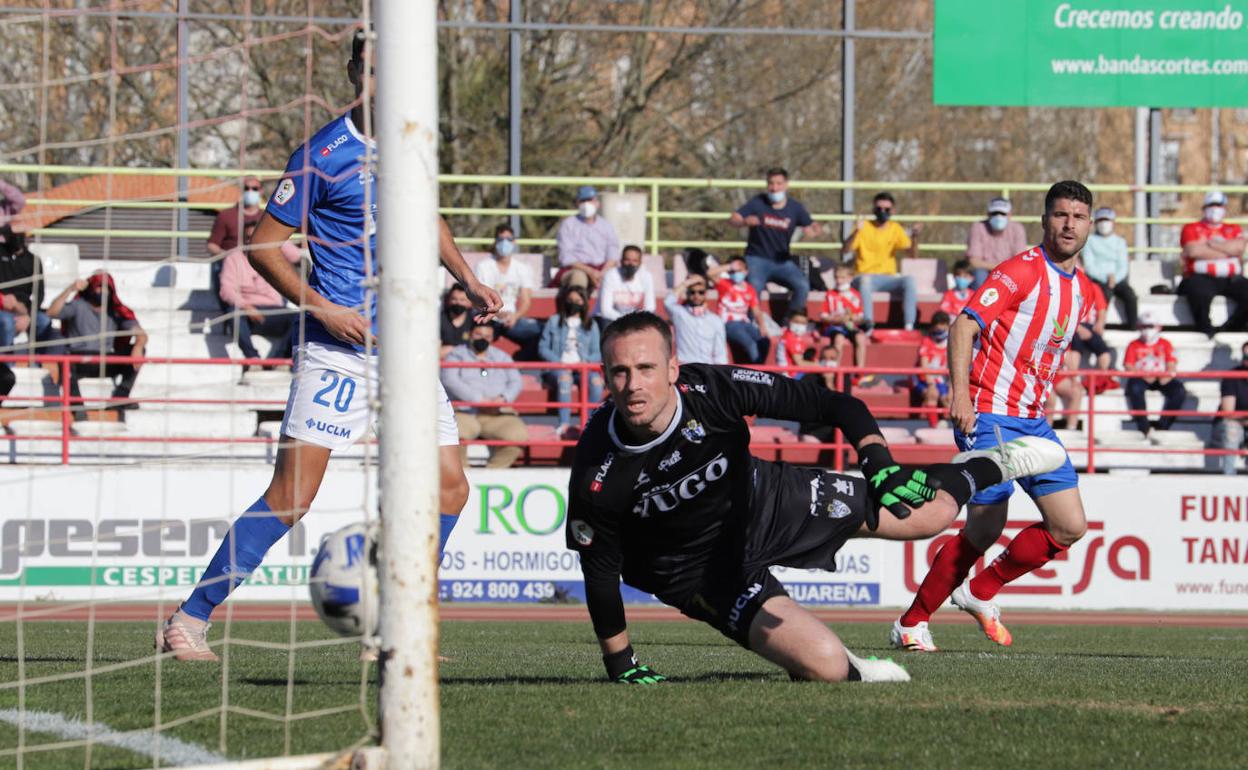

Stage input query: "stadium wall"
[{"left": 0, "top": 467, "right": 1245, "bottom": 610}]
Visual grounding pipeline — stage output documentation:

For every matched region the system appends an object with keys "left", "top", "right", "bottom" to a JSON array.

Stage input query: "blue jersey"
[{"left": 266, "top": 114, "right": 377, "bottom": 351}]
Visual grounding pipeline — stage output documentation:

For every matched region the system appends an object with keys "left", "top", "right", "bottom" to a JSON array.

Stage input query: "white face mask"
[
  {"left": 1206, "top": 206, "right": 1226, "bottom": 224},
  {"left": 1096, "top": 221, "right": 1114, "bottom": 236},
  {"left": 1141, "top": 327, "right": 1161, "bottom": 345},
  {"left": 789, "top": 323, "right": 808, "bottom": 335},
  {"left": 579, "top": 202, "right": 598, "bottom": 219},
  {"left": 837, "top": 281, "right": 852, "bottom": 292},
  {"left": 242, "top": 190, "right": 261, "bottom": 207}
]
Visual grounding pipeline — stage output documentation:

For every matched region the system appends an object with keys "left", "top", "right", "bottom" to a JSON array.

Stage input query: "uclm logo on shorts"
[{"left": 903, "top": 520, "right": 1149, "bottom": 595}]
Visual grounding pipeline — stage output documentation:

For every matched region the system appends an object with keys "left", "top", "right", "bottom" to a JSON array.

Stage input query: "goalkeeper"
[{"left": 566, "top": 312, "right": 1067, "bottom": 684}]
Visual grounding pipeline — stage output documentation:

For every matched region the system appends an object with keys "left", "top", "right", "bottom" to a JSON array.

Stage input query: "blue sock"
[
  {"left": 439, "top": 513, "right": 458, "bottom": 562},
  {"left": 181, "top": 497, "right": 290, "bottom": 622}
]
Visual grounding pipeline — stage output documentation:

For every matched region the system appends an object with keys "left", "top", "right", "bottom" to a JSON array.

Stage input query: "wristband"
[
  {"left": 858, "top": 442, "right": 894, "bottom": 474},
  {"left": 603, "top": 645, "right": 639, "bottom": 679}
]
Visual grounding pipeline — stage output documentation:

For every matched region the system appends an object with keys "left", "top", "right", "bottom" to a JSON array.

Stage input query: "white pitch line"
[{"left": 0, "top": 708, "right": 226, "bottom": 767}]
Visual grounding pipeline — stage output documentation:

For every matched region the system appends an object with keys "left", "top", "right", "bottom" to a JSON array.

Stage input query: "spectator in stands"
[
  {"left": 1123, "top": 313, "right": 1187, "bottom": 435},
  {"left": 715, "top": 256, "right": 770, "bottom": 364},
  {"left": 439, "top": 284, "right": 473, "bottom": 357},
  {"left": 0, "top": 291, "right": 29, "bottom": 350},
  {"left": 0, "top": 229, "right": 58, "bottom": 351},
  {"left": 0, "top": 178, "right": 25, "bottom": 248},
  {"left": 727, "top": 167, "right": 820, "bottom": 313},
  {"left": 843, "top": 191, "right": 921, "bottom": 330},
  {"left": 965, "top": 196, "right": 1027, "bottom": 288},
  {"left": 48, "top": 271, "right": 147, "bottom": 420},
  {"left": 775, "top": 308, "right": 820, "bottom": 374},
  {"left": 819, "top": 263, "right": 871, "bottom": 385},
  {"left": 597, "top": 244, "right": 655, "bottom": 321},
  {"left": 912, "top": 311, "right": 951, "bottom": 428},
  {"left": 539, "top": 284, "right": 604, "bottom": 437},
  {"left": 440, "top": 322, "right": 528, "bottom": 469},
  {"left": 207, "top": 176, "right": 265, "bottom": 309},
  {"left": 1213, "top": 341, "right": 1248, "bottom": 474},
  {"left": 219, "top": 221, "right": 301, "bottom": 370},
  {"left": 1179, "top": 190, "right": 1248, "bottom": 338},
  {"left": 940, "top": 259, "right": 975, "bottom": 317},
  {"left": 664, "top": 274, "right": 727, "bottom": 365},
  {"left": 475, "top": 223, "right": 540, "bottom": 350},
  {"left": 1081, "top": 207, "right": 1137, "bottom": 328},
  {"left": 555, "top": 185, "right": 619, "bottom": 291},
  {"left": 1071, "top": 279, "right": 1115, "bottom": 392},
  {"left": 798, "top": 346, "right": 847, "bottom": 442}
]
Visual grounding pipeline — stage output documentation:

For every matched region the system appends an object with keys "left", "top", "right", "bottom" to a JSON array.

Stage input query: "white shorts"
[{"left": 281, "top": 341, "right": 459, "bottom": 451}]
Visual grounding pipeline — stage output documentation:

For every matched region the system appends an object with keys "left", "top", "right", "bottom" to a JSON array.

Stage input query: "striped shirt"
[{"left": 961, "top": 246, "right": 1093, "bottom": 418}]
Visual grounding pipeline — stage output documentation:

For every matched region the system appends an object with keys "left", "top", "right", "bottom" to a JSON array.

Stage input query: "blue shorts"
[
  {"left": 913, "top": 380, "right": 949, "bottom": 398},
  {"left": 953, "top": 413, "right": 1077, "bottom": 505}
]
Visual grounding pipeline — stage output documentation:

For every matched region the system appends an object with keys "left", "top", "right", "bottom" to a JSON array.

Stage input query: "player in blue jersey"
[{"left": 159, "top": 31, "right": 502, "bottom": 660}]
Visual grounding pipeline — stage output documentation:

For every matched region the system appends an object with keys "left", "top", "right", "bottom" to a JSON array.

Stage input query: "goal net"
[{"left": 0, "top": 2, "right": 437, "bottom": 767}]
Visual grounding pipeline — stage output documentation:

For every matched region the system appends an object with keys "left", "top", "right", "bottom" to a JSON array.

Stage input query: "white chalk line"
[{"left": 0, "top": 708, "right": 225, "bottom": 767}]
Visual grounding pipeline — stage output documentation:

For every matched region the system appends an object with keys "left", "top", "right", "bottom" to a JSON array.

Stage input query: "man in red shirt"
[
  {"left": 1178, "top": 190, "right": 1248, "bottom": 338},
  {"left": 716, "top": 256, "right": 770, "bottom": 364},
  {"left": 1123, "top": 313, "right": 1187, "bottom": 435},
  {"left": 775, "top": 308, "right": 820, "bottom": 372},
  {"left": 819, "top": 263, "right": 871, "bottom": 382}
]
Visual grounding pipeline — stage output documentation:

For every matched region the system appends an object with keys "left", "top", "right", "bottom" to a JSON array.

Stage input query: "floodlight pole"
[
  {"left": 841, "top": 0, "right": 856, "bottom": 241},
  {"left": 1134, "top": 107, "right": 1148, "bottom": 260},
  {"left": 374, "top": 0, "right": 441, "bottom": 768}
]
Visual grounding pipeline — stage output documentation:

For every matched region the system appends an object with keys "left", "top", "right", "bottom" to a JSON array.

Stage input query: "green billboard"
[{"left": 934, "top": 0, "right": 1248, "bottom": 107}]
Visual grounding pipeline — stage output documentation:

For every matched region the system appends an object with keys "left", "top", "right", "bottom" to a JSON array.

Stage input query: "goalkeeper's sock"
[
  {"left": 181, "top": 497, "right": 289, "bottom": 622},
  {"left": 438, "top": 513, "right": 458, "bottom": 562},
  {"left": 969, "top": 523, "right": 1066, "bottom": 601},
  {"left": 899, "top": 532, "right": 983, "bottom": 626},
  {"left": 924, "top": 458, "right": 1002, "bottom": 509}
]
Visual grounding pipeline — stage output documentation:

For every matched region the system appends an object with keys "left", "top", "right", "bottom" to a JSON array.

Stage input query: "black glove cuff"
[
  {"left": 603, "top": 645, "right": 638, "bottom": 679},
  {"left": 857, "top": 442, "right": 894, "bottom": 475}
]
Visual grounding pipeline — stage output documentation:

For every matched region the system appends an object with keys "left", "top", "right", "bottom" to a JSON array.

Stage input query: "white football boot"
[
  {"left": 953, "top": 434, "right": 1067, "bottom": 484},
  {"left": 845, "top": 649, "right": 911, "bottom": 682},
  {"left": 155, "top": 610, "right": 219, "bottom": 662},
  {"left": 889, "top": 619, "right": 938, "bottom": 652}
]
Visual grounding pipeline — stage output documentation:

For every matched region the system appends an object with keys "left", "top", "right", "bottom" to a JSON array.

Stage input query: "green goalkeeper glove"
[{"left": 858, "top": 444, "right": 938, "bottom": 529}]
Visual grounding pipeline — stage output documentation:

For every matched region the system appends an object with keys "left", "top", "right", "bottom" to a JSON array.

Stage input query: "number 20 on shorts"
[{"left": 312, "top": 371, "right": 356, "bottom": 413}]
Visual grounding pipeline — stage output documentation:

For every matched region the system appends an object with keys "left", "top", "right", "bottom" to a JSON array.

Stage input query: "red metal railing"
[{"left": 2, "top": 353, "right": 1245, "bottom": 471}]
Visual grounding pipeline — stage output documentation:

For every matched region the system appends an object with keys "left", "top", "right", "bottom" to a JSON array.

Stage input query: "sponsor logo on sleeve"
[
  {"left": 320, "top": 134, "right": 349, "bottom": 156},
  {"left": 274, "top": 178, "right": 296, "bottom": 206},
  {"left": 991, "top": 270, "right": 1019, "bottom": 294},
  {"left": 979, "top": 288, "right": 999, "bottom": 308},
  {"left": 569, "top": 520, "right": 594, "bottom": 546},
  {"left": 590, "top": 452, "right": 615, "bottom": 493},
  {"left": 731, "top": 368, "right": 775, "bottom": 386}
]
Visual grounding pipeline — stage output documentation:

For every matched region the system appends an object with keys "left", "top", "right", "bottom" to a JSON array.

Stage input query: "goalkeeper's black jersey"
[{"left": 564, "top": 364, "right": 881, "bottom": 638}]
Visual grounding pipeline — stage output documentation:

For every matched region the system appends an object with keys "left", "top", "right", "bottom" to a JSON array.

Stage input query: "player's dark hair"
[
  {"left": 1044, "top": 180, "right": 1093, "bottom": 214},
  {"left": 444, "top": 283, "right": 467, "bottom": 301},
  {"left": 952, "top": 258, "right": 972, "bottom": 274},
  {"left": 494, "top": 222, "right": 514, "bottom": 238},
  {"left": 471, "top": 321, "right": 495, "bottom": 336},
  {"left": 621, "top": 244, "right": 643, "bottom": 259},
  {"left": 874, "top": 191, "right": 895, "bottom": 205},
  {"left": 351, "top": 28, "right": 369, "bottom": 65},
  {"left": 930, "top": 311, "right": 951, "bottom": 327},
  {"left": 786, "top": 308, "right": 808, "bottom": 323},
  {"left": 765, "top": 167, "right": 788, "bottom": 179},
  {"left": 601, "top": 311, "right": 673, "bottom": 359},
  {"left": 556, "top": 283, "right": 590, "bottom": 325}
]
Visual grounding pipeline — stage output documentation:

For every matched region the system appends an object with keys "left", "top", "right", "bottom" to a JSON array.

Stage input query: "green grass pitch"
[{"left": 2, "top": 619, "right": 1246, "bottom": 769}]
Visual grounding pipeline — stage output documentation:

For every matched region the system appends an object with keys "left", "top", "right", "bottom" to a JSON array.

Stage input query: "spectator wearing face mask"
[
  {"left": 440, "top": 322, "right": 528, "bottom": 469},
  {"left": 539, "top": 284, "right": 605, "bottom": 437},
  {"left": 819, "top": 263, "right": 872, "bottom": 384},
  {"left": 48, "top": 271, "right": 147, "bottom": 419},
  {"left": 219, "top": 221, "right": 302, "bottom": 371},
  {"left": 555, "top": 185, "right": 620, "bottom": 292},
  {"left": 475, "top": 223, "right": 540, "bottom": 349},
  {"left": 1178, "top": 190, "right": 1248, "bottom": 338},
  {"left": 912, "top": 312, "right": 951, "bottom": 428},
  {"left": 208, "top": 176, "right": 265, "bottom": 311},
  {"left": 726, "top": 167, "right": 820, "bottom": 313},
  {"left": 596, "top": 244, "right": 655, "bottom": 322},
  {"left": 798, "top": 345, "right": 848, "bottom": 441},
  {"left": 965, "top": 197, "right": 1027, "bottom": 289},
  {"left": 439, "top": 284, "right": 474, "bottom": 357},
  {"left": 715, "top": 256, "right": 770, "bottom": 364},
  {"left": 775, "top": 309, "right": 820, "bottom": 374},
  {"left": 1080, "top": 207, "right": 1137, "bottom": 328},
  {"left": 664, "top": 275, "right": 727, "bottom": 365},
  {"left": 1122, "top": 313, "right": 1187, "bottom": 435},
  {"left": 843, "top": 191, "right": 922, "bottom": 330},
  {"left": 0, "top": 178, "right": 25, "bottom": 248},
  {"left": 1213, "top": 341, "right": 1248, "bottom": 475},
  {"left": 940, "top": 259, "right": 975, "bottom": 317}
]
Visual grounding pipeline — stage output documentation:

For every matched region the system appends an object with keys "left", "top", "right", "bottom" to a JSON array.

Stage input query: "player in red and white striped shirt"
[
  {"left": 1177, "top": 190, "right": 1248, "bottom": 337},
  {"left": 891, "top": 181, "right": 1096, "bottom": 654}
]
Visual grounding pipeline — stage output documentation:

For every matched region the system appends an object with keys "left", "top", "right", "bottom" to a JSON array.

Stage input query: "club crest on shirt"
[
  {"left": 274, "top": 178, "right": 295, "bottom": 206},
  {"left": 681, "top": 420, "right": 706, "bottom": 444},
  {"left": 828, "top": 499, "right": 852, "bottom": 519}
]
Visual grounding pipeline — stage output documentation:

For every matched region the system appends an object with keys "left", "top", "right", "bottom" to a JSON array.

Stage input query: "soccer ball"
[{"left": 309, "top": 522, "right": 379, "bottom": 638}]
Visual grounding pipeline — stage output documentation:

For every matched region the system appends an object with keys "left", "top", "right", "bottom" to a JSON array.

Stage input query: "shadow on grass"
[{"left": 440, "top": 671, "right": 776, "bottom": 686}]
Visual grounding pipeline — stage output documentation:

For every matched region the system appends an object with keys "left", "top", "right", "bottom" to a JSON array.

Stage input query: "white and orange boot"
[{"left": 951, "top": 584, "right": 1013, "bottom": 647}]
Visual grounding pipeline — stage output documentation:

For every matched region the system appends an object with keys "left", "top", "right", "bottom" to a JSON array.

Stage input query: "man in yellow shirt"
[{"left": 843, "top": 192, "right": 922, "bottom": 330}]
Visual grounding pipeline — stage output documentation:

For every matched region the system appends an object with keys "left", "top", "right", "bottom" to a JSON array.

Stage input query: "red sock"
[
  {"left": 969, "top": 523, "right": 1066, "bottom": 601},
  {"left": 899, "top": 532, "right": 982, "bottom": 626}
]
